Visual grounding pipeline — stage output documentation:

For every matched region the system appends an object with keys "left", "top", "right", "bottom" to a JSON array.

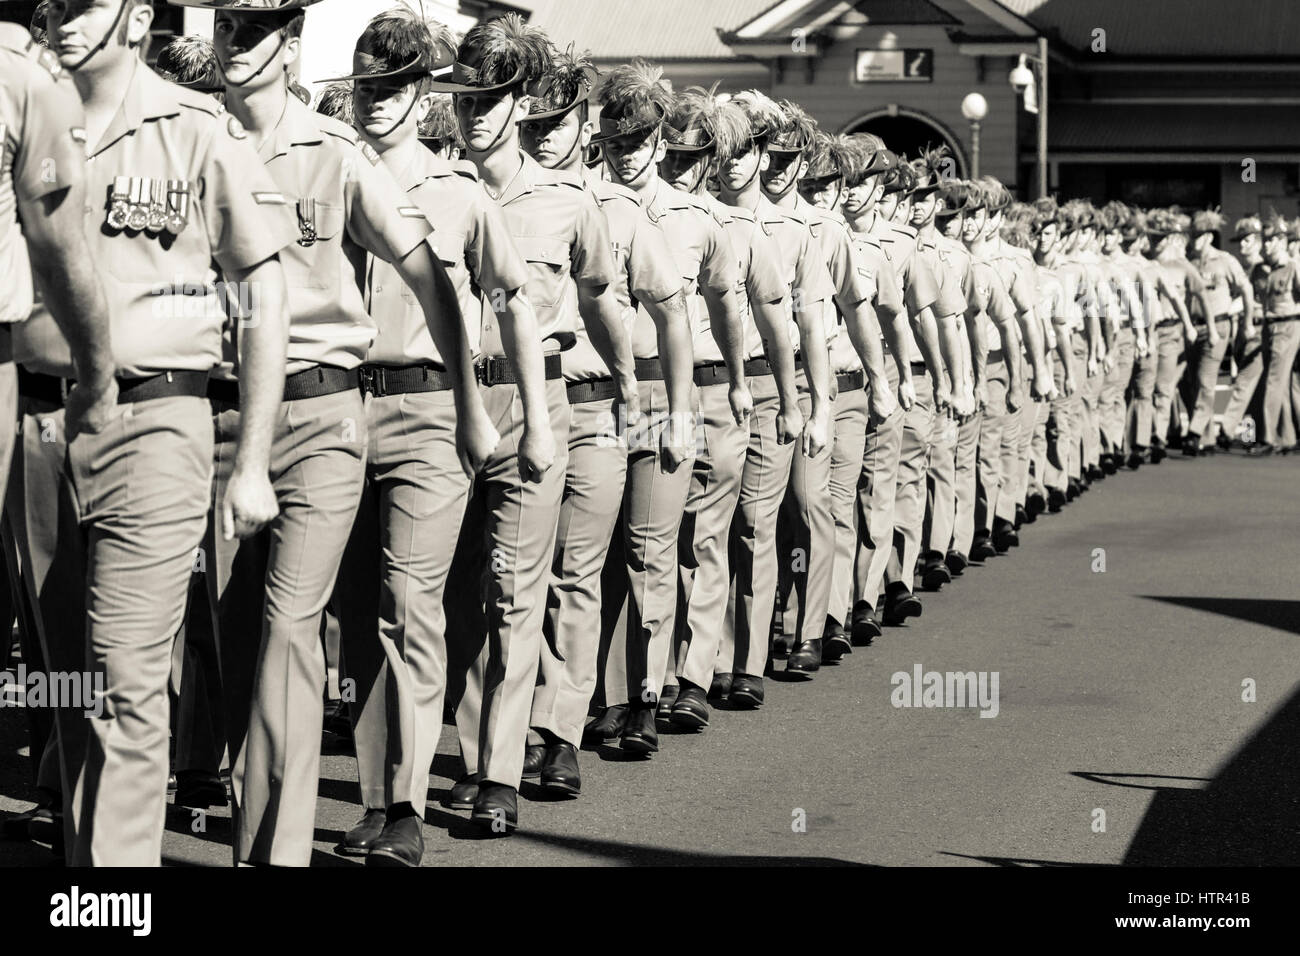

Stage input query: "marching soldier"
[
  {"left": 1185, "top": 208, "right": 1253, "bottom": 453},
  {"left": 331, "top": 10, "right": 541, "bottom": 865},
  {"left": 790, "top": 130, "right": 895, "bottom": 658},
  {"left": 591, "top": 60, "right": 741, "bottom": 751},
  {"left": 0, "top": 16, "right": 118, "bottom": 847},
  {"left": 438, "top": 14, "right": 632, "bottom": 832},
  {"left": 1255, "top": 215, "right": 1300, "bottom": 454},
  {"left": 1098, "top": 201, "right": 1148, "bottom": 470},
  {"left": 518, "top": 50, "right": 692, "bottom": 779},
  {"left": 712, "top": 89, "right": 832, "bottom": 700},
  {"left": 16, "top": 0, "right": 296, "bottom": 865},
  {"left": 662, "top": 89, "right": 802, "bottom": 714},
  {"left": 1219, "top": 216, "right": 1266, "bottom": 448},
  {"left": 188, "top": 0, "right": 497, "bottom": 867}
]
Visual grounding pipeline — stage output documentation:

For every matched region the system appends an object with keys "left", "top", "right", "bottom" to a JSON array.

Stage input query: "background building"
[{"left": 7, "top": 0, "right": 1298, "bottom": 228}]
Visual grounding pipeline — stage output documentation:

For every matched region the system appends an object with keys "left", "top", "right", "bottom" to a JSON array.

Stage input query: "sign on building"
[{"left": 855, "top": 48, "right": 933, "bottom": 83}]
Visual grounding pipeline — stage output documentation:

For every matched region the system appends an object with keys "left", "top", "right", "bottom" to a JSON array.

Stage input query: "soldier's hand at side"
[
  {"left": 222, "top": 466, "right": 279, "bottom": 541},
  {"left": 802, "top": 408, "right": 830, "bottom": 459},
  {"left": 618, "top": 373, "right": 642, "bottom": 427},
  {"left": 728, "top": 383, "right": 753, "bottom": 427},
  {"left": 869, "top": 386, "right": 897, "bottom": 424},
  {"left": 659, "top": 412, "right": 696, "bottom": 473},
  {"left": 897, "top": 378, "right": 916, "bottom": 412},
  {"left": 1064, "top": 372, "right": 1077, "bottom": 397},
  {"left": 456, "top": 406, "right": 501, "bottom": 479},
  {"left": 776, "top": 405, "right": 803, "bottom": 444},
  {"left": 1032, "top": 371, "right": 1053, "bottom": 401},
  {"left": 63, "top": 373, "right": 119, "bottom": 442},
  {"left": 974, "top": 381, "right": 989, "bottom": 414},
  {"left": 519, "top": 424, "right": 555, "bottom": 483},
  {"left": 1006, "top": 381, "right": 1022, "bottom": 414}
]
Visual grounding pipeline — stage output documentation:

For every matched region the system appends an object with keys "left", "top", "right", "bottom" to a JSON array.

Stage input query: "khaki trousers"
[
  {"left": 207, "top": 388, "right": 366, "bottom": 866},
  {"left": 974, "top": 356, "right": 1012, "bottom": 542},
  {"left": 604, "top": 380, "right": 695, "bottom": 705},
  {"left": 675, "top": 380, "right": 747, "bottom": 691},
  {"left": 1100, "top": 329, "right": 1135, "bottom": 453},
  {"left": 12, "top": 393, "right": 212, "bottom": 866},
  {"left": 451, "top": 380, "right": 569, "bottom": 788},
  {"left": 338, "top": 389, "right": 470, "bottom": 817},
  {"left": 923, "top": 405, "right": 959, "bottom": 560},
  {"left": 1187, "top": 318, "right": 1231, "bottom": 442},
  {"left": 1127, "top": 340, "right": 1158, "bottom": 451},
  {"left": 853, "top": 371, "right": 903, "bottom": 615},
  {"left": 532, "top": 395, "right": 627, "bottom": 746},
  {"left": 1152, "top": 323, "right": 1189, "bottom": 445},
  {"left": 721, "top": 373, "right": 795, "bottom": 679},
  {"left": 1261, "top": 320, "right": 1300, "bottom": 447},
  {"left": 886, "top": 373, "right": 935, "bottom": 592},
  {"left": 1220, "top": 328, "right": 1264, "bottom": 441},
  {"left": 827, "top": 383, "right": 868, "bottom": 625}
]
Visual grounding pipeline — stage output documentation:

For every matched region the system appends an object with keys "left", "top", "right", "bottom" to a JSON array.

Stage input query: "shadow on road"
[
  {"left": 939, "top": 851, "right": 1111, "bottom": 867},
  {"left": 506, "top": 829, "right": 870, "bottom": 866},
  {"left": 1139, "top": 596, "right": 1300, "bottom": 636}
]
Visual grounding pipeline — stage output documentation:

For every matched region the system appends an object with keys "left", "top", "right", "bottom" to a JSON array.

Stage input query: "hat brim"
[
  {"left": 1232, "top": 232, "right": 1260, "bottom": 242},
  {"left": 589, "top": 120, "right": 660, "bottom": 146},
  {"left": 519, "top": 89, "right": 592, "bottom": 124},
  {"left": 429, "top": 65, "right": 526, "bottom": 96},
  {"left": 911, "top": 182, "right": 941, "bottom": 197},
  {"left": 664, "top": 138, "right": 714, "bottom": 154}
]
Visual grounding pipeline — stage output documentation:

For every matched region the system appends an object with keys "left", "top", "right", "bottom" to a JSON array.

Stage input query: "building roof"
[
  {"left": 1048, "top": 103, "right": 1300, "bottom": 152},
  {"left": 527, "top": 0, "right": 776, "bottom": 60},
  {"left": 997, "top": 0, "right": 1300, "bottom": 58}
]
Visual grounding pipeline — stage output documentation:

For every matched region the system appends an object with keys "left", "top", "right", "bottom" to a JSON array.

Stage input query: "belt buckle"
[
  {"left": 481, "top": 355, "right": 501, "bottom": 387},
  {"left": 358, "top": 366, "right": 376, "bottom": 397}
]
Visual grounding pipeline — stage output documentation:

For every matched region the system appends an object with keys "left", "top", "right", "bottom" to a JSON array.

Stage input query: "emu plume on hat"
[{"left": 592, "top": 59, "right": 674, "bottom": 144}]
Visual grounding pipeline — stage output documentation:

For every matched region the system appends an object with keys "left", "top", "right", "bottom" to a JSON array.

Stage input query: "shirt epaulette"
[
  {"left": 594, "top": 179, "right": 640, "bottom": 209},
  {"left": 451, "top": 159, "right": 478, "bottom": 181},
  {"left": 173, "top": 85, "right": 224, "bottom": 119},
  {"left": 542, "top": 166, "right": 587, "bottom": 191},
  {"left": 0, "top": 22, "right": 31, "bottom": 54},
  {"left": 315, "top": 114, "right": 381, "bottom": 163}
]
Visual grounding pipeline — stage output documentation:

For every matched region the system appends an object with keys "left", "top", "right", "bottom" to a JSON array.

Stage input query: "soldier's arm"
[
  {"left": 572, "top": 194, "right": 637, "bottom": 416},
  {"left": 749, "top": 231, "right": 799, "bottom": 424},
  {"left": 228, "top": 254, "right": 289, "bottom": 487},
  {"left": 697, "top": 219, "right": 747, "bottom": 422},
  {"left": 793, "top": 248, "right": 833, "bottom": 456}
]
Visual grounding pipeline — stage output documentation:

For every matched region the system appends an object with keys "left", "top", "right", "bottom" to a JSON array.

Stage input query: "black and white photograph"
[{"left": 0, "top": 0, "right": 1292, "bottom": 935}]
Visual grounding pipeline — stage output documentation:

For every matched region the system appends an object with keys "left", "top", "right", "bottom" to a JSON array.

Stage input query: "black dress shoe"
[
  {"left": 969, "top": 532, "right": 997, "bottom": 562},
  {"left": 1216, "top": 431, "right": 1233, "bottom": 451},
  {"left": 822, "top": 617, "right": 852, "bottom": 662},
  {"left": 786, "top": 638, "right": 822, "bottom": 678},
  {"left": 1250, "top": 443, "right": 1275, "bottom": 457},
  {"left": 620, "top": 705, "right": 659, "bottom": 756},
  {"left": 944, "top": 549, "right": 968, "bottom": 576},
  {"left": 471, "top": 783, "right": 518, "bottom": 834},
  {"left": 582, "top": 704, "right": 627, "bottom": 744},
  {"left": 1048, "top": 487, "right": 1066, "bottom": 512},
  {"left": 366, "top": 813, "right": 425, "bottom": 867},
  {"left": 850, "top": 600, "right": 881, "bottom": 644},
  {"left": 1181, "top": 434, "right": 1200, "bottom": 456},
  {"left": 656, "top": 685, "right": 679, "bottom": 721},
  {"left": 3, "top": 801, "right": 59, "bottom": 842},
  {"left": 920, "top": 552, "right": 950, "bottom": 591},
  {"left": 1014, "top": 504, "right": 1027, "bottom": 529},
  {"left": 992, "top": 520, "right": 1019, "bottom": 553},
  {"left": 541, "top": 742, "right": 581, "bottom": 795},
  {"left": 772, "top": 632, "right": 795, "bottom": 659},
  {"left": 1126, "top": 451, "right": 1143, "bottom": 469},
  {"left": 175, "top": 769, "right": 230, "bottom": 809},
  {"left": 708, "top": 673, "right": 732, "bottom": 700},
  {"left": 882, "top": 583, "right": 922, "bottom": 626},
  {"left": 1101, "top": 453, "right": 1118, "bottom": 475},
  {"left": 522, "top": 742, "right": 546, "bottom": 780},
  {"left": 167, "top": 772, "right": 177, "bottom": 797},
  {"left": 1065, "top": 479, "right": 1079, "bottom": 501},
  {"left": 669, "top": 683, "right": 710, "bottom": 730},
  {"left": 445, "top": 772, "right": 479, "bottom": 811},
  {"left": 1026, "top": 491, "right": 1046, "bottom": 517},
  {"left": 1150, "top": 441, "right": 1167, "bottom": 464},
  {"left": 339, "top": 808, "right": 386, "bottom": 856},
  {"left": 728, "top": 674, "right": 764, "bottom": 708}
]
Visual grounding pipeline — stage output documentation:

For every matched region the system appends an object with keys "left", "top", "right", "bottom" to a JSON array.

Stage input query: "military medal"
[
  {"left": 146, "top": 178, "right": 167, "bottom": 234},
  {"left": 165, "top": 180, "right": 190, "bottom": 236},
  {"left": 297, "top": 197, "right": 317, "bottom": 247},
  {"left": 107, "top": 176, "right": 130, "bottom": 230},
  {"left": 126, "top": 177, "right": 149, "bottom": 232}
]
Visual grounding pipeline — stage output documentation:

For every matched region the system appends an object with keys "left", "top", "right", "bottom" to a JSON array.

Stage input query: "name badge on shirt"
[{"left": 297, "top": 197, "right": 317, "bottom": 247}]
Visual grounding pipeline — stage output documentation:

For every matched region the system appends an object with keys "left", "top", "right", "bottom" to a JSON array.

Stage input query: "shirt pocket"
[
  {"left": 514, "top": 235, "right": 570, "bottom": 312},
  {"left": 286, "top": 199, "right": 346, "bottom": 291}
]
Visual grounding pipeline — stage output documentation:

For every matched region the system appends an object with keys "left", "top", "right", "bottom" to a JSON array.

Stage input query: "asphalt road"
[{"left": 2, "top": 448, "right": 1298, "bottom": 867}]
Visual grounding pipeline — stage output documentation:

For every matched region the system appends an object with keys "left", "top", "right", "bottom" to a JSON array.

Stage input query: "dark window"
[{"left": 1057, "top": 163, "right": 1220, "bottom": 210}]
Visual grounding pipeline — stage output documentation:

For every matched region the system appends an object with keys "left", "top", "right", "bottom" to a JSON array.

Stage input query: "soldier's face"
[
  {"left": 520, "top": 109, "right": 587, "bottom": 170},
  {"left": 1265, "top": 234, "right": 1287, "bottom": 264},
  {"left": 892, "top": 194, "right": 912, "bottom": 223},
  {"left": 761, "top": 150, "right": 805, "bottom": 197},
  {"left": 875, "top": 190, "right": 899, "bottom": 221},
  {"left": 213, "top": 13, "right": 297, "bottom": 90},
  {"left": 354, "top": 78, "right": 426, "bottom": 142},
  {"left": 910, "top": 192, "right": 936, "bottom": 226},
  {"left": 962, "top": 206, "right": 986, "bottom": 243},
  {"left": 843, "top": 174, "right": 882, "bottom": 218},
  {"left": 47, "top": 0, "right": 148, "bottom": 69},
  {"left": 603, "top": 129, "right": 664, "bottom": 188},
  {"left": 718, "top": 143, "right": 764, "bottom": 194},
  {"left": 941, "top": 213, "right": 962, "bottom": 240},
  {"left": 454, "top": 89, "right": 519, "bottom": 153},
  {"left": 659, "top": 150, "right": 709, "bottom": 193},
  {"left": 800, "top": 176, "right": 842, "bottom": 211},
  {"left": 1102, "top": 229, "right": 1121, "bottom": 253},
  {"left": 1240, "top": 234, "right": 1260, "bottom": 258},
  {"left": 1037, "top": 223, "right": 1058, "bottom": 254}
]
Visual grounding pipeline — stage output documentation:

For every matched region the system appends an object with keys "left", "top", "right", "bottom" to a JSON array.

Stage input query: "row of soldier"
[{"left": 1, "top": 0, "right": 1292, "bottom": 869}]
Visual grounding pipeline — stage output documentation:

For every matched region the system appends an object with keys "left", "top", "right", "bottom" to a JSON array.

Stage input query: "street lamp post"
[
  {"left": 1010, "top": 37, "right": 1050, "bottom": 198},
  {"left": 961, "top": 92, "right": 988, "bottom": 179}
]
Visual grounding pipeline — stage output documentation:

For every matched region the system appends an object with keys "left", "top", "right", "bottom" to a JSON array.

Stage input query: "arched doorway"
[{"left": 842, "top": 108, "right": 968, "bottom": 175}]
